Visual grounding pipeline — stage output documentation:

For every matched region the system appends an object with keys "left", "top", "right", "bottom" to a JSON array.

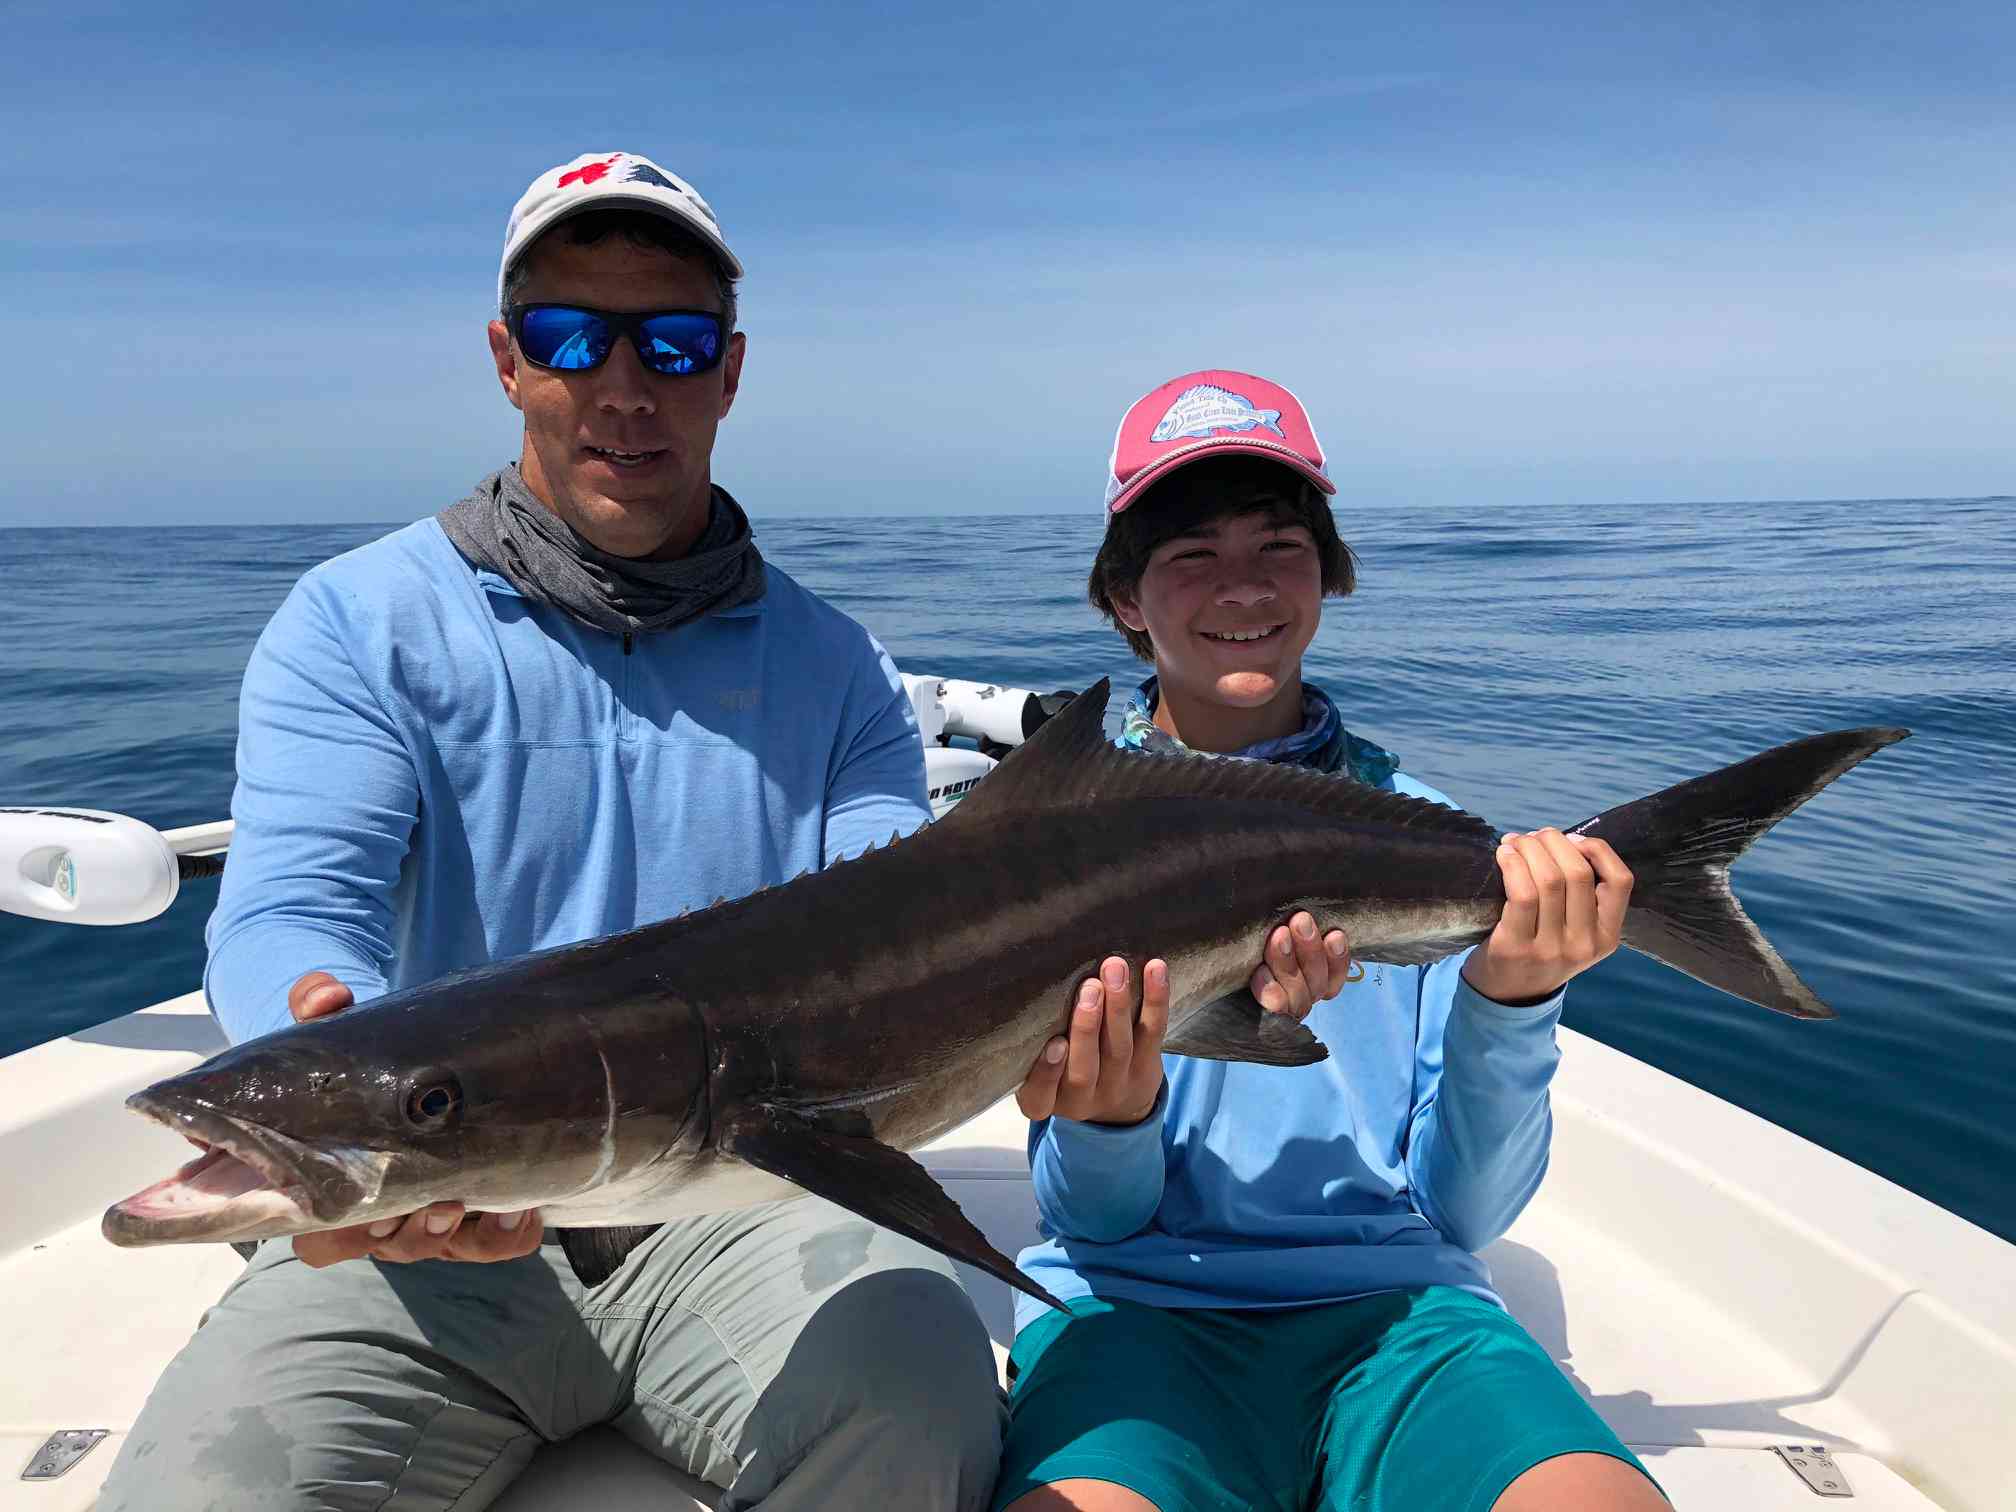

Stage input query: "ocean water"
[{"left": 2, "top": 501, "right": 2012, "bottom": 1246}]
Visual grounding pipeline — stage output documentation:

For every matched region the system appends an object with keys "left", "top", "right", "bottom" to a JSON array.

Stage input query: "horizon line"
[{"left": 3, "top": 492, "right": 2011, "bottom": 532}]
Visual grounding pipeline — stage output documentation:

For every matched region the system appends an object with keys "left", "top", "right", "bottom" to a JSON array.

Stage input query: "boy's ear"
[{"left": 1109, "top": 585, "right": 1149, "bottom": 634}]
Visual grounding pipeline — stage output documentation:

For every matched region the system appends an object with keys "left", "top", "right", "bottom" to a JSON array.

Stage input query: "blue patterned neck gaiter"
[{"left": 1118, "top": 677, "right": 1399, "bottom": 786}]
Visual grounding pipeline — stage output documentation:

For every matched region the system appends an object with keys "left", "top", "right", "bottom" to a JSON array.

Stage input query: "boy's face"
[{"left": 1110, "top": 498, "right": 1323, "bottom": 718}]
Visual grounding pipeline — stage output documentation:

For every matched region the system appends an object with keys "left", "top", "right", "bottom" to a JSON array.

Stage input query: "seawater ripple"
[{"left": 0, "top": 497, "right": 2012, "bottom": 1246}]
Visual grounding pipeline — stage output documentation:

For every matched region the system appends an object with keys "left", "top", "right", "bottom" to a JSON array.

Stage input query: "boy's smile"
[{"left": 1113, "top": 507, "right": 1323, "bottom": 753}]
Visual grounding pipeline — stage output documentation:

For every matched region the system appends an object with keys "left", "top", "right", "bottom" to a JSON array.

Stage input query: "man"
[{"left": 96, "top": 151, "right": 1008, "bottom": 1512}]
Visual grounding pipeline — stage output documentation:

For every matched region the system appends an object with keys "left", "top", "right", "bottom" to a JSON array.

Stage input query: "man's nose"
[{"left": 591, "top": 338, "right": 658, "bottom": 415}]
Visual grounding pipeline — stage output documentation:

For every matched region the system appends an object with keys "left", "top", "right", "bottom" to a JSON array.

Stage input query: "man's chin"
[{"left": 556, "top": 479, "right": 703, "bottom": 558}]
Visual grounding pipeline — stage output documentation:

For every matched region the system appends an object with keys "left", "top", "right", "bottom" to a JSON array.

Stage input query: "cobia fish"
[{"left": 102, "top": 680, "right": 1907, "bottom": 1309}]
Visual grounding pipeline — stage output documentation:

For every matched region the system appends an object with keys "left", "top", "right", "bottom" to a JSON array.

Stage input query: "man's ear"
[
  {"left": 1109, "top": 583, "right": 1149, "bottom": 634},
  {"left": 717, "top": 330, "right": 747, "bottom": 421},
  {"left": 487, "top": 320, "right": 523, "bottom": 411}
]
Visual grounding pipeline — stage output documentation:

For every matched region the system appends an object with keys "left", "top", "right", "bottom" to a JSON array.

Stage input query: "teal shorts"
[{"left": 993, "top": 1287, "right": 1657, "bottom": 1512}]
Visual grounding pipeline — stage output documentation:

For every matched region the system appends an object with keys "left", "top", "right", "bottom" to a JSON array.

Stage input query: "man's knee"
[
  {"left": 94, "top": 1251, "right": 545, "bottom": 1512},
  {"left": 818, "top": 1265, "right": 1002, "bottom": 1437},
  {"left": 748, "top": 1263, "right": 1004, "bottom": 1499}
]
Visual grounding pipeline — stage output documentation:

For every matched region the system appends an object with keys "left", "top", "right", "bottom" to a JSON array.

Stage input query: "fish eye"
[{"left": 403, "top": 1073, "right": 463, "bottom": 1130}]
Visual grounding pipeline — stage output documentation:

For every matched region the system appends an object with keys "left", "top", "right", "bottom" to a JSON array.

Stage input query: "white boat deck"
[{"left": 4, "top": 993, "right": 2012, "bottom": 1509}]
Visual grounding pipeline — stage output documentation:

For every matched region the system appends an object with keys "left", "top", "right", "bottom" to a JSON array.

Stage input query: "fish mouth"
[{"left": 102, "top": 1091, "right": 378, "bottom": 1246}]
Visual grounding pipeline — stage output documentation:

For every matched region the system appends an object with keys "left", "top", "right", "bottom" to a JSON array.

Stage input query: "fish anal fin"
[
  {"left": 554, "top": 1223, "right": 663, "bottom": 1287},
  {"left": 722, "top": 1105, "right": 1067, "bottom": 1313},
  {"left": 1163, "top": 992, "right": 1330, "bottom": 1066}
]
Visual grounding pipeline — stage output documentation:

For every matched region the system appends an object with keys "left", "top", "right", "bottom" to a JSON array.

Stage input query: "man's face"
[
  {"left": 487, "top": 234, "right": 746, "bottom": 560},
  {"left": 1111, "top": 497, "right": 1323, "bottom": 720}
]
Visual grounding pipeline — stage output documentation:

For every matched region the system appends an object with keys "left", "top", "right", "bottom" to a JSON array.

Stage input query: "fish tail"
[{"left": 1569, "top": 726, "right": 1908, "bottom": 1018}]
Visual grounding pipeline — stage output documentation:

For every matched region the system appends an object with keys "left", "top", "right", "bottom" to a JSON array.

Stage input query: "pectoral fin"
[
  {"left": 723, "top": 1104, "right": 1068, "bottom": 1312},
  {"left": 1162, "top": 992, "right": 1330, "bottom": 1066}
]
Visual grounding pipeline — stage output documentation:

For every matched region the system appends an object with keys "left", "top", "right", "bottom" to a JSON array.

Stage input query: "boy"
[{"left": 999, "top": 373, "right": 1666, "bottom": 1512}]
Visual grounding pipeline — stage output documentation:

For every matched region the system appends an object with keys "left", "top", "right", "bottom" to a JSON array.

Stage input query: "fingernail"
[
  {"left": 1044, "top": 1039, "right": 1066, "bottom": 1064},
  {"left": 1326, "top": 935, "right": 1348, "bottom": 958},
  {"left": 424, "top": 1210, "right": 456, "bottom": 1235},
  {"left": 1293, "top": 917, "right": 1316, "bottom": 940},
  {"left": 498, "top": 1209, "right": 526, "bottom": 1231},
  {"left": 368, "top": 1219, "right": 399, "bottom": 1239},
  {"left": 1103, "top": 960, "right": 1127, "bottom": 988}
]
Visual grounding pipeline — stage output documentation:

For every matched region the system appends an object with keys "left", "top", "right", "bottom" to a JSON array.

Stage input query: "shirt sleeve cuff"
[
  {"left": 1451, "top": 972, "right": 1566, "bottom": 1025},
  {"left": 1045, "top": 1081, "right": 1169, "bottom": 1154}
]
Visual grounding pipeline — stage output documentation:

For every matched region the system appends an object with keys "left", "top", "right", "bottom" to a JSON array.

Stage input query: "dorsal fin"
[{"left": 940, "top": 677, "right": 1498, "bottom": 844}]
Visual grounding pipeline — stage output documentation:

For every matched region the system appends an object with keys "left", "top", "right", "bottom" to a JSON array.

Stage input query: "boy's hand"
[
  {"left": 1462, "top": 830, "right": 1634, "bottom": 1006},
  {"left": 284, "top": 971, "right": 543, "bottom": 1268},
  {"left": 1015, "top": 914, "right": 1354, "bottom": 1126},
  {"left": 1017, "top": 957, "right": 1169, "bottom": 1126},
  {"left": 1251, "top": 910, "right": 1353, "bottom": 1020}
]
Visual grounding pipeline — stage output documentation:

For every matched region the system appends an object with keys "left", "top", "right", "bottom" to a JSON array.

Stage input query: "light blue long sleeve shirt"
[
  {"left": 204, "top": 517, "right": 928, "bottom": 1045},
  {"left": 1015, "top": 767, "right": 1566, "bottom": 1331}
]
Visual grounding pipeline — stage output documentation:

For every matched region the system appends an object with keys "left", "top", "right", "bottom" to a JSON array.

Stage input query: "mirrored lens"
[
  {"left": 518, "top": 307, "right": 611, "bottom": 370},
  {"left": 637, "top": 313, "right": 722, "bottom": 375}
]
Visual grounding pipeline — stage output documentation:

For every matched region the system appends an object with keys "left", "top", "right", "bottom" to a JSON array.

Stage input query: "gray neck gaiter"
[{"left": 438, "top": 464, "right": 766, "bottom": 638}]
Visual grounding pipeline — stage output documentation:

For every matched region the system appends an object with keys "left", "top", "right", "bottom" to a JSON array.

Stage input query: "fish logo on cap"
[{"left": 1149, "top": 384, "right": 1287, "bottom": 445}]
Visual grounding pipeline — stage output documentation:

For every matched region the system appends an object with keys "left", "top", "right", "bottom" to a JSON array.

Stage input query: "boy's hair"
[
  {"left": 501, "top": 209, "right": 739, "bottom": 331},
  {"left": 1088, "top": 456, "right": 1357, "bottom": 661}
]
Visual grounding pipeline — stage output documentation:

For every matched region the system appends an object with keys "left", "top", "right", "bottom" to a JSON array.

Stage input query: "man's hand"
[
  {"left": 284, "top": 971, "right": 543, "bottom": 1268},
  {"left": 1461, "top": 830, "right": 1634, "bottom": 1006},
  {"left": 1017, "top": 957, "right": 1169, "bottom": 1126}
]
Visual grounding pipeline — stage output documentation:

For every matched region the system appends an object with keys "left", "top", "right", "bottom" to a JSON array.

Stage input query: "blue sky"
[{"left": 4, "top": 0, "right": 2012, "bottom": 523}]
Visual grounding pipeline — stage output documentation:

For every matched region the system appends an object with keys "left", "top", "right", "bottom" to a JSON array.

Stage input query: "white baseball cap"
[{"left": 498, "top": 151, "right": 742, "bottom": 307}]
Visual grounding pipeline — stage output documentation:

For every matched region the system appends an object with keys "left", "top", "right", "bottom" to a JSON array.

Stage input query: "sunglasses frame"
[{"left": 506, "top": 302, "right": 728, "bottom": 377}]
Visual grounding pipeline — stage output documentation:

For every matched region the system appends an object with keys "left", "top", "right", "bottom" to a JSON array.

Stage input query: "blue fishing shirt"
[
  {"left": 1015, "top": 683, "right": 1564, "bottom": 1329},
  {"left": 204, "top": 517, "right": 929, "bottom": 1045}
]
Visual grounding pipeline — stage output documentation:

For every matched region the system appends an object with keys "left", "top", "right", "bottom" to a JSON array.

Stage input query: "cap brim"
[
  {"left": 502, "top": 193, "right": 744, "bottom": 291},
  {"left": 1108, "top": 437, "right": 1335, "bottom": 518}
]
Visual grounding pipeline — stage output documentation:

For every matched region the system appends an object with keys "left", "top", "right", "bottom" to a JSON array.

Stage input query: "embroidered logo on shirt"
[
  {"left": 1149, "top": 384, "right": 1286, "bottom": 444},
  {"left": 717, "top": 688, "right": 760, "bottom": 712}
]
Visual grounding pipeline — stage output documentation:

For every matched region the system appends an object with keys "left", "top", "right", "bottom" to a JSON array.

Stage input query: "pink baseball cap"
[
  {"left": 1103, "top": 370, "right": 1333, "bottom": 520},
  {"left": 499, "top": 151, "right": 742, "bottom": 307}
]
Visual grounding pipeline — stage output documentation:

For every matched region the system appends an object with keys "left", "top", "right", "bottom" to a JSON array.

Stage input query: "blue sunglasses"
[{"left": 509, "top": 303, "right": 726, "bottom": 377}]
